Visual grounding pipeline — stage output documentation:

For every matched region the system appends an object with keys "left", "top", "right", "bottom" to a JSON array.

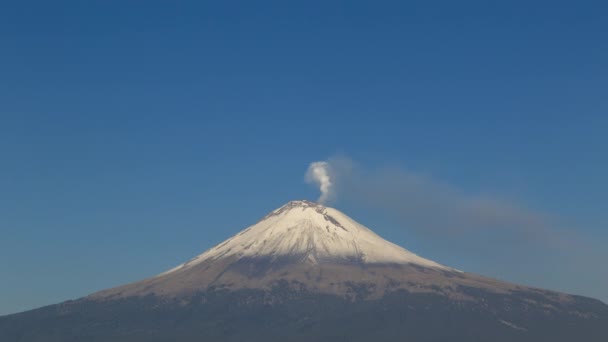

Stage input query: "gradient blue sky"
[{"left": 1, "top": 1, "right": 607, "bottom": 315}]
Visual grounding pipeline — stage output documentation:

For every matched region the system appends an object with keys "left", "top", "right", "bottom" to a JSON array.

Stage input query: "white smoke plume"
[{"left": 305, "top": 161, "right": 333, "bottom": 204}]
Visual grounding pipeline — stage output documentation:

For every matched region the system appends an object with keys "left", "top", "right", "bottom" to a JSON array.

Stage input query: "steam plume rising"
[{"left": 305, "top": 161, "right": 333, "bottom": 204}]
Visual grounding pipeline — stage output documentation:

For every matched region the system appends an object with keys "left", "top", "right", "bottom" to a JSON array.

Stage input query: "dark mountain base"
[{"left": 2, "top": 283, "right": 607, "bottom": 342}]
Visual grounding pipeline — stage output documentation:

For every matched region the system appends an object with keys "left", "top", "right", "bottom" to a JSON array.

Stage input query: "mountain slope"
[
  {"left": 91, "top": 200, "right": 517, "bottom": 300},
  {"left": 1, "top": 200, "right": 606, "bottom": 341}
]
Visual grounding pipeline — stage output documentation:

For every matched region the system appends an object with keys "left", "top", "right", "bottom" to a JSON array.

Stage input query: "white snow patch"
[{"left": 499, "top": 319, "right": 527, "bottom": 331}]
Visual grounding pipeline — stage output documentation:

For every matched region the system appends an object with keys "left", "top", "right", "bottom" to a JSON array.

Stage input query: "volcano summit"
[{"left": 1, "top": 200, "right": 606, "bottom": 341}]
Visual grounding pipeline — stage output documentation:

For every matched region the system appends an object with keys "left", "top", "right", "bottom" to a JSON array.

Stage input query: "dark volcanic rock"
[{"left": 1, "top": 286, "right": 606, "bottom": 342}]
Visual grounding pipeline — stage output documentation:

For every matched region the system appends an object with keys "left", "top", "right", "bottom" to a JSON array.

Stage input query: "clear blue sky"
[{"left": 1, "top": 1, "right": 607, "bottom": 315}]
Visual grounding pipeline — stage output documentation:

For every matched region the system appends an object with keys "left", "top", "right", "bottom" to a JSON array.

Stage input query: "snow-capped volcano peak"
[{"left": 163, "top": 200, "right": 448, "bottom": 275}]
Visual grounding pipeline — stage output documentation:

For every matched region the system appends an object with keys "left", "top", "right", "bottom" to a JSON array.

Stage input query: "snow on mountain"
[
  {"left": 161, "top": 200, "right": 449, "bottom": 276},
  {"left": 92, "top": 200, "right": 525, "bottom": 300}
]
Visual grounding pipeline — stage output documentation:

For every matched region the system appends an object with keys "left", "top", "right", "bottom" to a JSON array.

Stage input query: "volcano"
[{"left": 1, "top": 200, "right": 606, "bottom": 341}]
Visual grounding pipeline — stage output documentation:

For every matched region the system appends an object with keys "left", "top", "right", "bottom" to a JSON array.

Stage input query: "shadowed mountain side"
[{"left": 1, "top": 286, "right": 606, "bottom": 342}]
